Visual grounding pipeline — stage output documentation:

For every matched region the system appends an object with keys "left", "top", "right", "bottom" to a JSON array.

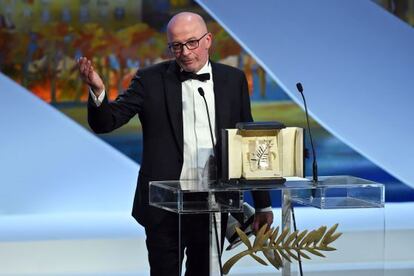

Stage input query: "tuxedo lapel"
[
  {"left": 211, "top": 62, "right": 231, "bottom": 133},
  {"left": 163, "top": 61, "right": 183, "bottom": 154},
  {"left": 162, "top": 61, "right": 232, "bottom": 155}
]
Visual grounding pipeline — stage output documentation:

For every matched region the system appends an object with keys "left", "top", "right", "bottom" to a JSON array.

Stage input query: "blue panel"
[
  {"left": 196, "top": 0, "right": 414, "bottom": 187},
  {"left": 0, "top": 73, "right": 139, "bottom": 214}
]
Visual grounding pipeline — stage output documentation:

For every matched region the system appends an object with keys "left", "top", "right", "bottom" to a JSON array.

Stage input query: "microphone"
[
  {"left": 296, "top": 82, "right": 318, "bottom": 183},
  {"left": 197, "top": 87, "right": 205, "bottom": 96}
]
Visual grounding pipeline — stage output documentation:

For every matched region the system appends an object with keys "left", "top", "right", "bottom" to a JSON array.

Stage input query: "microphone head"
[
  {"left": 197, "top": 87, "right": 205, "bottom": 97},
  {"left": 296, "top": 82, "right": 303, "bottom": 93}
]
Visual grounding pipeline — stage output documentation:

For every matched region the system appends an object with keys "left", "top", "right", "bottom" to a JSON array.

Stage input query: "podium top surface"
[
  {"left": 149, "top": 175, "right": 383, "bottom": 193},
  {"left": 149, "top": 176, "right": 385, "bottom": 212}
]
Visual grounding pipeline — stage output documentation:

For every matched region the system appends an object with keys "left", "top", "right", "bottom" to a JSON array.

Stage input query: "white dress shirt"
[{"left": 179, "top": 61, "right": 215, "bottom": 181}]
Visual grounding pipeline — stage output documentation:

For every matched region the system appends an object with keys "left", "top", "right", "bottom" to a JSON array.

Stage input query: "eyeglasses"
[{"left": 168, "top": 33, "right": 209, "bottom": 53}]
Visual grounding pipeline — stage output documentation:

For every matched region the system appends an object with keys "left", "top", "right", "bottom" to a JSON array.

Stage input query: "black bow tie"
[{"left": 179, "top": 71, "right": 210, "bottom": 82}]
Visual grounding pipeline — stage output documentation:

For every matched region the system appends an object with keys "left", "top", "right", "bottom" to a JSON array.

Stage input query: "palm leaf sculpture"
[{"left": 223, "top": 223, "right": 342, "bottom": 275}]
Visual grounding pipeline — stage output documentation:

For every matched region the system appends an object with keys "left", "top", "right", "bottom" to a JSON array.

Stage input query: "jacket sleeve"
[
  {"left": 88, "top": 71, "right": 145, "bottom": 134},
  {"left": 240, "top": 72, "right": 254, "bottom": 123}
]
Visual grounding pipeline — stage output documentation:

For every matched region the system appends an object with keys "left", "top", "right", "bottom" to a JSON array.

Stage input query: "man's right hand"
[{"left": 77, "top": 57, "right": 105, "bottom": 97}]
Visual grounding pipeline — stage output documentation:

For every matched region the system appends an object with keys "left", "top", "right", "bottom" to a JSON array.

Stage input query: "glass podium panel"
[
  {"left": 149, "top": 180, "right": 243, "bottom": 213},
  {"left": 287, "top": 176, "right": 385, "bottom": 209},
  {"left": 149, "top": 176, "right": 384, "bottom": 212},
  {"left": 149, "top": 176, "right": 385, "bottom": 276}
]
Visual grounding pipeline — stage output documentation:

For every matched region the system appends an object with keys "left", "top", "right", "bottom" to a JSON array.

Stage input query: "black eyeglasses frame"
[{"left": 168, "top": 32, "right": 209, "bottom": 53}]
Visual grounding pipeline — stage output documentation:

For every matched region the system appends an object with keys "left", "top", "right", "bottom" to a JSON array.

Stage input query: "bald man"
[{"left": 78, "top": 12, "right": 273, "bottom": 276}]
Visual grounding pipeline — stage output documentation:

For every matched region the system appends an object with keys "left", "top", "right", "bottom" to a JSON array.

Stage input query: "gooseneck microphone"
[
  {"left": 198, "top": 87, "right": 218, "bottom": 161},
  {"left": 296, "top": 82, "right": 318, "bottom": 183},
  {"left": 198, "top": 87, "right": 223, "bottom": 276}
]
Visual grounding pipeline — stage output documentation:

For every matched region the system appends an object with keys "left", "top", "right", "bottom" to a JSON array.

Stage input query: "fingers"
[
  {"left": 253, "top": 220, "right": 259, "bottom": 233},
  {"left": 252, "top": 212, "right": 274, "bottom": 233},
  {"left": 77, "top": 57, "right": 94, "bottom": 83},
  {"left": 77, "top": 57, "right": 105, "bottom": 94},
  {"left": 267, "top": 212, "right": 274, "bottom": 225}
]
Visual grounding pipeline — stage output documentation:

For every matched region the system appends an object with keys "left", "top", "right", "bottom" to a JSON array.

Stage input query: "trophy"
[{"left": 221, "top": 122, "right": 304, "bottom": 184}]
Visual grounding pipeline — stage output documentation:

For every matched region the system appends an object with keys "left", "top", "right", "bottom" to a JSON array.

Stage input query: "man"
[{"left": 78, "top": 12, "right": 273, "bottom": 276}]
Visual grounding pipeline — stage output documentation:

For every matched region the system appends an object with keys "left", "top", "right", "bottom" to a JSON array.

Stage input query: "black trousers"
[{"left": 145, "top": 213, "right": 228, "bottom": 276}]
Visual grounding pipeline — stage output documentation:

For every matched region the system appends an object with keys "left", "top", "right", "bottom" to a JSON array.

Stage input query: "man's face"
[{"left": 167, "top": 22, "right": 212, "bottom": 73}]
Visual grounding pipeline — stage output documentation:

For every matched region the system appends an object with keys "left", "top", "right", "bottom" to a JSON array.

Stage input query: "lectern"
[{"left": 149, "top": 176, "right": 385, "bottom": 275}]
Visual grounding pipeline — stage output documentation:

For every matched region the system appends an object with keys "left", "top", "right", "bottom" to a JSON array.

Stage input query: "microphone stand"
[
  {"left": 198, "top": 87, "right": 223, "bottom": 276},
  {"left": 293, "top": 82, "right": 320, "bottom": 276},
  {"left": 198, "top": 88, "right": 218, "bottom": 180},
  {"left": 296, "top": 82, "right": 318, "bottom": 184}
]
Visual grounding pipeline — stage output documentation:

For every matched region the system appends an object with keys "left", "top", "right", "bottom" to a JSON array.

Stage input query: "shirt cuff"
[
  {"left": 89, "top": 88, "right": 105, "bottom": 107},
  {"left": 255, "top": 206, "right": 273, "bottom": 212}
]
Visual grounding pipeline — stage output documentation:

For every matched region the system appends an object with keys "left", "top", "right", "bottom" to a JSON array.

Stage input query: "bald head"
[
  {"left": 167, "top": 12, "right": 208, "bottom": 41},
  {"left": 166, "top": 12, "right": 212, "bottom": 72}
]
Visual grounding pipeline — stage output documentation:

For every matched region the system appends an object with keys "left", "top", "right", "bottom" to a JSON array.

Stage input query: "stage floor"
[{"left": 0, "top": 203, "right": 413, "bottom": 276}]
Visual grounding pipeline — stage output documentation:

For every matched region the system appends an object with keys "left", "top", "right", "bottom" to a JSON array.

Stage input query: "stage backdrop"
[{"left": 1, "top": 0, "right": 413, "bottom": 204}]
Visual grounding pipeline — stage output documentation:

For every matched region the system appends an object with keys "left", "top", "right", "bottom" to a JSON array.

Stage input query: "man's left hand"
[{"left": 252, "top": 211, "right": 274, "bottom": 233}]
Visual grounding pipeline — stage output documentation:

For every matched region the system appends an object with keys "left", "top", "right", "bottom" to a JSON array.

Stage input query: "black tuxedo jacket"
[{"left": 88, "top": 60, "right": 271, "bottom": 228}]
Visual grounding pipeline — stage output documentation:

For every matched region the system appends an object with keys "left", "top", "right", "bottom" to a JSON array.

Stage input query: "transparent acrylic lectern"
[{"left": 149, "top": 176, "right": 385, "bottom": 276}]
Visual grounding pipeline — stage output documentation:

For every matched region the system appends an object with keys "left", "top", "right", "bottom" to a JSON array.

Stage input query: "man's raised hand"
[{"left": 77, "top": 57, "right": 105, "bottom": 97}]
